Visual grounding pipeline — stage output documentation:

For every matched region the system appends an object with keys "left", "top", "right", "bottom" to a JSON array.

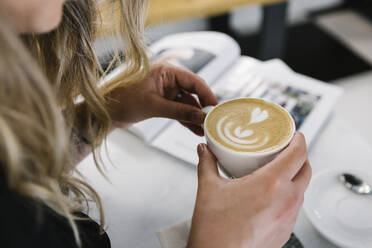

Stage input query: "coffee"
[{"left": 205, "top": 98, "right": 294, "bottom": 153}]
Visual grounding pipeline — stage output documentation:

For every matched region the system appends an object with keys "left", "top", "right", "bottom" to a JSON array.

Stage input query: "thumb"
[
  {"left": 151, "top": 95, "right": 206, "bottom": 125},
  {"left": 197, "top": 144, "right": 220, "bottom": 183}
]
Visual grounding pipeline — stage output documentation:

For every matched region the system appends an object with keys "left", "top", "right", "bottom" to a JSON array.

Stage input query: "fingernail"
[{"left": 197, "top": 144, "right": 204, "bottom": 156}]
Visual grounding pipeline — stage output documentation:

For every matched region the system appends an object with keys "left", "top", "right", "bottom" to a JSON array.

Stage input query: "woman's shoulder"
[{"left": 0, "top": 188, "right": 110, "bottom": 248}]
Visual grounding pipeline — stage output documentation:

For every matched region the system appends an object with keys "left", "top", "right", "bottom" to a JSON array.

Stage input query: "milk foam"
[
  {"left": 206, "top": 99, "right": 293, "bottom": 153},
  {"left": 216, "top": 107, "right": 270, "bottom": 150}
]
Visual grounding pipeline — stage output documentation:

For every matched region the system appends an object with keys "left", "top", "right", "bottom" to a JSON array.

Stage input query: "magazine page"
[
  {"left": 212, "top": 59, "right": 342, "bottom": 146},
  {"left": 129, "top": 31, "right": 242, "bottom": 142},
  {"left": 251, "top": 61, "right": 343, "bottom": 147},
  {"left": 150, "top": 58, "right": 342, "bottom": 165},
  {"left": 149, "top": 31, "right": 241, "bottom": 84}
]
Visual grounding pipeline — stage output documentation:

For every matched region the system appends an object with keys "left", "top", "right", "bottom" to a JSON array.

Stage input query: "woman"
[{"left": 0, "top": 0, "right": 311, "bottom": 247}]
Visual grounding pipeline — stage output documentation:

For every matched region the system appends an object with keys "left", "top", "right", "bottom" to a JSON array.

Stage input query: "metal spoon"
[{"left": 339, "top": 173, "right": 372, "bottom": 195}]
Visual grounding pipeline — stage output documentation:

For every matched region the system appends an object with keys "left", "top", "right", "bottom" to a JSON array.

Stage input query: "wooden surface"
[{"left": 98, "top": 0, "right": 287, "bottom": 37}]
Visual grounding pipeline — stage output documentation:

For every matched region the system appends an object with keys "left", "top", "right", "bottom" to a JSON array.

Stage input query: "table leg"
[
  {"left": 208, "top": 13, "right": 230, "bottom": 34},
  {"left": 259, "top": 2, "right": 288, "bottom": 60}
]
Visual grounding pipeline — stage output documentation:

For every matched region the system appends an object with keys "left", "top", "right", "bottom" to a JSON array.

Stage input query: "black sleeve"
[{"left": 0, "top": 189, "right": 110, "bottom": 248}]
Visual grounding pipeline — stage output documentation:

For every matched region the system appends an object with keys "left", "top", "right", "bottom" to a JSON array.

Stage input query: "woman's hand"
[
  {"left": 188, "top": 133, "right": 312, "bottom": 248},
  {"left": 107, "top": 62, "right": 218, "bottom": 136}
]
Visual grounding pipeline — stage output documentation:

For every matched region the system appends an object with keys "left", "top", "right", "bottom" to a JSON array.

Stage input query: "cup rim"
[{"left": 204, "top": 97, "right": 296, "bottom": 156}]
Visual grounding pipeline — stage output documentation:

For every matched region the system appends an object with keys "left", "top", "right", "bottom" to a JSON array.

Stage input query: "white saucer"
[{"left": 303, "top": 169, "right": 372, "bottom": 248}]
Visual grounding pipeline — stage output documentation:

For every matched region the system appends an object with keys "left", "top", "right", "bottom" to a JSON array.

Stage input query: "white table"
[
  {"left": 78, "top": 71, "right": 372, "bottom": 248},
  {"left": 293, "top": 72, "right": 372, "bottom": 248}
]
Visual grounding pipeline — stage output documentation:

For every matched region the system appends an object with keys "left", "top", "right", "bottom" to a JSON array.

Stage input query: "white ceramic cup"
[{"left": 202, "top": 98, "right": 296, "bottom": 178}]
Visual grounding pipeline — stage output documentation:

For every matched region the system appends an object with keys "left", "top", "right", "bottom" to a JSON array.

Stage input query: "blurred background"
[{"left": 97, "top": 0, "right": 372, "bottom": 82}]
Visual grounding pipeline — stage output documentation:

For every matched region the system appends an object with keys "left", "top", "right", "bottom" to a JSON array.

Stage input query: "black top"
[{"left": 0, "top": 185, "right": 111, "bottom": 248}]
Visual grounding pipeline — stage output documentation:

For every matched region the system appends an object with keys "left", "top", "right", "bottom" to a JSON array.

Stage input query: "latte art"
[
  {"left": 217, "top": 108, "right": 270, "bottom": 150},
  {"left": 206, "top": 99, "right": 294, "bottom": 153}
]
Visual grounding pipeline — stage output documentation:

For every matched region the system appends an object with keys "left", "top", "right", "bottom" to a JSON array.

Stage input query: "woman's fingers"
[
  {"left": 176, "top": 90, "right": 201, "bottom": 107},
  {"left": 197, "top": 144, "right": 220, "bottom": 183},
  {"left": 292, "top": 159, "right": 312, "bottom": 194},
  {"left": 170, "top": 65, "right": 218, "bottom": 107},
  {"left": 261, "top": 133, "right": 308, "bottom": 181},
  {"left": 150, "top": 63, "right": 216, "bottom": 125},
  {"left": 150, "top": 94, "right": 206, "bottom": 125},
  {"left": 181, "top": 122, "right": 204, "bottom": 136},
  {"left": 177, "top": 91, "right": 205, "bottom": 135}
]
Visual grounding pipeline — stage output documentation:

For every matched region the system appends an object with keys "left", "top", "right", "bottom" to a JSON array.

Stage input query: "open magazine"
[{"left": 105, "top": 31, "right": 343, "bottom": 165}]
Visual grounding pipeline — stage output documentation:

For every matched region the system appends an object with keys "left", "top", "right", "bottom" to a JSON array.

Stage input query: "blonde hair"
[{"left": 0, "top": 0, "right": 149, "bottom": 245}]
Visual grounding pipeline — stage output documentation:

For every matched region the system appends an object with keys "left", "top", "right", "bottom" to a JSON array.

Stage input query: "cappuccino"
[{"left": 205, "top": 98, "right": 294, "bottom": 153}]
